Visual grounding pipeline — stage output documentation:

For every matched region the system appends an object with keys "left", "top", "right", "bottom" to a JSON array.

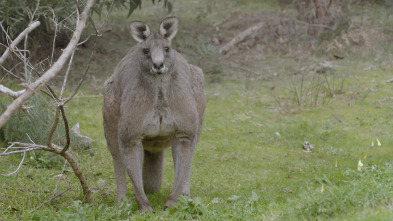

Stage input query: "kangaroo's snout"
[
  {"left": 151, "top": 56, "right": 167, "bottom": 74},
  {"left": 151, "top": 63, "right": 167, "bottom": 74},
  {"left": 153, "top": 63, "right": 164, "bottom": 70},
  {"left": 150, "top": 47, "right": 168, "bottom": 74}
]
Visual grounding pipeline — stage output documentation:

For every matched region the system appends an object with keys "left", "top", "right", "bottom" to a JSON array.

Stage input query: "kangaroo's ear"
[
  {"left": 130, "top": 21, "right": 151, "bottom": 43},
  {"left": 158, "top": 17, "right": 178, "bottom": 42}
]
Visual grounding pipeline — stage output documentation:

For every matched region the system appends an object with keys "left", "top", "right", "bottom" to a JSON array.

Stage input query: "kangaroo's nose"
[{"left": 153, "top": 63, "right": 164, "bottom": 70}]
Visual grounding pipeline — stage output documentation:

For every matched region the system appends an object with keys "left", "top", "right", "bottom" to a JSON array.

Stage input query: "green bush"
[{"left": 0, "top": 94, "right": 87, "bottom": 168}]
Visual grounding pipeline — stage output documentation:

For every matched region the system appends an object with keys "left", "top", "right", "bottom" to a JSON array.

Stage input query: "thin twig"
[
  {"left": 28, "top": 187, "right": 72, "bottom": 214},
  {"left": 0, "top": 21, "right": 41, "bottom": 66},
  {"left": 0, "top": 150, "right": 26, "bottom": 176},
  {"left": 46, "top": 106, "right": 60, "bottom": 149},
  {"left": 2, "top": 143, "right": 15, "bottom": 154},
  {"left": 1, "top": 64, "right": 24, "bottom": 81},
  {"left": 59, "top": 51, "right": 75, "bottom": 100},
  {"left": 0, "top": 147, "right": 48, "bottom": 156},
  {"left": 54, "top": 159, "right": 69, "bottom": 194}
]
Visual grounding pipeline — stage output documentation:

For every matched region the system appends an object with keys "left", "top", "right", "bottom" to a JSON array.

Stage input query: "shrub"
[{"left": 0, "top": 94, "right": 88, "bottom": 168}]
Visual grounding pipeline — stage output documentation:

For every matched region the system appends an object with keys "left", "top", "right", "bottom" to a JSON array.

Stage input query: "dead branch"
[
  {"left": 0, "top": 141, "right": 94, "bottom": 203},
  {"left": 0, "top": 21, "right": 41, "bottom": 66},
  {"left": 59, "top": 106, "right": 71, "bottom": 154},
  {"left": 0, "top": 0, "right": 96, "bottom": 129},
  {"left": 0, "top": 84, "right": 25, "bottom": 98},
  {"left": 29, "top": 187, "right": 72, "bottom": 214},
  {"left": 219, "top": 22, "right": 265, "bottom": 55},
  {"left": 71, "top": 123, "right": 93, "bottom": 146},
  {"left": 0, "top": 146, "right": 47, "bottom": 156}
]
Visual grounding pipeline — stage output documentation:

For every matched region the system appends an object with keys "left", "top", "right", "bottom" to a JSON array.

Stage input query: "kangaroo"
[{"left": 102, "top": 17, "right": 205, "bottom": 212}]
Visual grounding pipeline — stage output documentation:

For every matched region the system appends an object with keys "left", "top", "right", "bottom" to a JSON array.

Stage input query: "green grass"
[
  {"left": 2, "top": 0, "right": 393, "bottom": 220},
  {"left": 2, "top": 64, "right": 393, "bottom": 220}
]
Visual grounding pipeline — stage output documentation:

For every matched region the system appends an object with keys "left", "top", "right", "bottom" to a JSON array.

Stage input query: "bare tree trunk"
[{"left": 0, "top": 0, "right": 96, "bottom": 129}]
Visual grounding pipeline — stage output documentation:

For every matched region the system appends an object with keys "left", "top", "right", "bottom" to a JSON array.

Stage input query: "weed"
[
  {"left": 166, "top": 196, "right": 208, "bottom": 219},
  {"left": 272, "top": 70, "right": 347, "bottom": 112}
]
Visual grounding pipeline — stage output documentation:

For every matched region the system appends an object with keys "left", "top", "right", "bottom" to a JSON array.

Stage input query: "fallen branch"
[
  {"left": 0, "top": 21, "right": 41, "bottom": 66},
  {"left": 0, "top": 0, "right": 96, "bottom": 129},
  {"left": 29, "top": 187, "right": 72, "bottom": 214},
  {"left": 219, "top": 22, "right": 265, "bottom": 55}
]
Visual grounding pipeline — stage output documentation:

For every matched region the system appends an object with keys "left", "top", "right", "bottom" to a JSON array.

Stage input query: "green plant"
[
  {"left": 166, "top": 195, "right": 208, "bottom": 219},
  {"left": 29, "top": 200, "right": 136, "bottom": 220},
  {"left": 272, "top": 71, "right": 346, "bottom": 112},
  {"left": 0, "top": 0, "right": 75, "bottom": 41},
  {"left": 290, "top": 163, "right": 393, "bottom": 220},
  {"left": 0, "top": 94, "right": 88, "bottom": 168}
]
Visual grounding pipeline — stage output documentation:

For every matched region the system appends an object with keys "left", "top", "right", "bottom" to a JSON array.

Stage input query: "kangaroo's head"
[{"left": 130, "top": 17, "right": 178, "bottom": 75}]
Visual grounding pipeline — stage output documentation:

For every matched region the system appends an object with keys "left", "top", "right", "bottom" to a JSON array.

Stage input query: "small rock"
[{"left": 302, "top": 141, "right": 314, "bottom": 152}]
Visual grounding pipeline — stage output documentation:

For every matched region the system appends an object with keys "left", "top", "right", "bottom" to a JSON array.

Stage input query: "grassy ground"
[{"left": 2, "top": 0, "right": 393, "bottom": 220}]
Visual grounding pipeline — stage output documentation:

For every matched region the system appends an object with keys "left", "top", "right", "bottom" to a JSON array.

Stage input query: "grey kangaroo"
[{"left": 102, "top": 17, "right": 205, "bottom": 212}]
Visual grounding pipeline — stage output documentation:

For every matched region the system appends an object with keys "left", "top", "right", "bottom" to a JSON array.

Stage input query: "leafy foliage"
[
  {"left": 0, "top": 94, "right": 87, "bottom": 168},
  {"left": 0, "top": 94, "right": 62, "bottom": 145},
  {"left": 166, "top": 195, "right": 208, "bottom": 219},
  {"left": 0, "top": 0, "right": 172, "bottom": 44},
  {"left": 0, "top": 0, "right": 75, "bottom": 41}
]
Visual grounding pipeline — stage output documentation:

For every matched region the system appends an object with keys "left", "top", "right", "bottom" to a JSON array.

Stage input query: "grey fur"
[{"left": 102, "top": 17, "right": 205, "bottom": 212}]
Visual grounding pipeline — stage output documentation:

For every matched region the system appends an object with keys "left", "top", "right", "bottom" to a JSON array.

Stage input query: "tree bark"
[{"left": 0, "top": 84, "right": 25, "bottom": 98}]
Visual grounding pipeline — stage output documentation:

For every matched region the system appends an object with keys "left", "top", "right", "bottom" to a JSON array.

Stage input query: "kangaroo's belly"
[{"left": 142, "top": 107, "right": 175, "bottom": 152}]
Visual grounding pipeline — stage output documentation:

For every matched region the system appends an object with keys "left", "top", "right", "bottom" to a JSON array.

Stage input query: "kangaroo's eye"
[
  {"left": 143, "top": 48, "right": 150, "bottom": 54},
  {"left": 164, "top": 46, "right": 170, "bottom": 53}
]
